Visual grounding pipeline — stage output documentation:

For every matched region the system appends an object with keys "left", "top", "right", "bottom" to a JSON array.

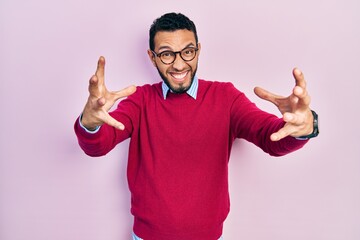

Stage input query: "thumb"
[{"left": 253, "top": 86, "right": 278, "bottom": 104}]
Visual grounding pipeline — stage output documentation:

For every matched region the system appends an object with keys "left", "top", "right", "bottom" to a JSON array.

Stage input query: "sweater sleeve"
[
  {"left": 229, "top": 84, "right": 308, "bottom": 157},
  {"left": 74, "top": 87, "right": 142, "bottom": 157}
]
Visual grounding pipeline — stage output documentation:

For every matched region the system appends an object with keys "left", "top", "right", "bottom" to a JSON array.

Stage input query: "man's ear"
[
  {"left": 197, "top": 42, "right": 201, "bottom": 56},
  {"left": 147, "top": 49, "right": 156, "bottom": 67}
]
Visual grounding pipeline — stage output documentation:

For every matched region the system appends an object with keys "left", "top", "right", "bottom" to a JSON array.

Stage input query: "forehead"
[{"left": 154, "top": 29, "right": 196, "bottom": 51}]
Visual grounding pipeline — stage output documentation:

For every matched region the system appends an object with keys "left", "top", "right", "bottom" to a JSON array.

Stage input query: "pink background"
[{"left": 1, "top": 0, "right": 359, "bottom": 239}]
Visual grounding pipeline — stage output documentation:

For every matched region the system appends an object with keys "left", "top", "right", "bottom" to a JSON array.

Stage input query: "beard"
[{"left": 156, "top": 64, "right": 198, "bottom": 94}]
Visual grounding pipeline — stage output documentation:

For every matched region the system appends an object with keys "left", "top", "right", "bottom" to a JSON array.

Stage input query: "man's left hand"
[{"left": 254, "top": 68, "right": 314, "bottom": 141}]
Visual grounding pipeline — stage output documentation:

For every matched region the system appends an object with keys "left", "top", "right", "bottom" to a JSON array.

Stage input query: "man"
[{"left": 74, "top": 12, "right": 319, "bottom": 240}]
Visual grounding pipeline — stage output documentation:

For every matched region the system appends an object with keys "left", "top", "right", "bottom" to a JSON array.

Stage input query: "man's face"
[{"left": 148, "top": 29, "right": 201, "bottom": 93}]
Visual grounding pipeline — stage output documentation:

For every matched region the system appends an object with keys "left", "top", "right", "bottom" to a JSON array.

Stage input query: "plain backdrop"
[{"left": 1, "top": 0, "right": 359, "bottom": 239}]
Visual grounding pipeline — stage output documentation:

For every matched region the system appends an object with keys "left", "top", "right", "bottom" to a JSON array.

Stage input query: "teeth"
[{"left": 172, "top": 72, "right": 187, "bottom": 79}]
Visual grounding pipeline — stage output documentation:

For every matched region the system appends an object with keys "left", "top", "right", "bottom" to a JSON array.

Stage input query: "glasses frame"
[{"left": 151, "top": 47, "right": 199, "bottom": 65}]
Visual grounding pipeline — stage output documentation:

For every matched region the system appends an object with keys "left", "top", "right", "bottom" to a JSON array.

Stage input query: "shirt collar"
[{"left": 162, "top": 75, "right": 198, "bottom": 100}]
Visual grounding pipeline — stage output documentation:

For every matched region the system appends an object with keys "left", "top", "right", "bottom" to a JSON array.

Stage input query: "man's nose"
[{"left": 172, "top": 53, "right": 187, "bottom": 70}]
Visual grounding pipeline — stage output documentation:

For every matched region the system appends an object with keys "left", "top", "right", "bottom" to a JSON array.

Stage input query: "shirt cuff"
[
  {"left": 79, "top": 113, "right": 101, "bottom": 134},
  {"left": 295, "top": 137, "right": 309, "bottom": 140}
]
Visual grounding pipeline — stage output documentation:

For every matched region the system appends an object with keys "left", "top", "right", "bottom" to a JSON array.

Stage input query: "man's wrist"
[
  {"left": 296, "top": 110, "right": 319, "bottom": 140},
  {"left": 79, "top": 113, "right": 101, "bottom": 134}
]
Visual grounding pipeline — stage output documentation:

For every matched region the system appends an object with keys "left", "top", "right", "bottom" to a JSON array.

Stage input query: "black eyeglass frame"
[{"left": 151, "top": 47, "right": 199, "bottom": 65}]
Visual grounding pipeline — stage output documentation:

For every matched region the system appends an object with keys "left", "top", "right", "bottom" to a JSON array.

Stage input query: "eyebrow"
[{"left": 157, "top": 43, "right": 196, "bottom": 52}]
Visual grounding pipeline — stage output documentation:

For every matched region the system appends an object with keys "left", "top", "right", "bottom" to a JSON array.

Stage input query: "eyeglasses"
[{"left": 151, "top": 47, "right": 199, "bottom": 65}]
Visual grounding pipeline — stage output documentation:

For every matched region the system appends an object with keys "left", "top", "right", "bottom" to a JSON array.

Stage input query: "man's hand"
[
  {"left": 81, "top": 56, "right": 136, "bottom": 130},
  {"left": 254, "top": 68, "right": 314, "bottom": 141}
]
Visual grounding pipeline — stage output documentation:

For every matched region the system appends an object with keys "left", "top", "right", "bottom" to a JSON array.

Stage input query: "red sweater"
[{"left": 74, "top": 80, "right": 307, "bottom": 240}]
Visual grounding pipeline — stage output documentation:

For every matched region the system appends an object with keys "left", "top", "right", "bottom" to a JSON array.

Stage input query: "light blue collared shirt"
[{"left": 161, "top": 76, "right": 198, "bottom": 100}]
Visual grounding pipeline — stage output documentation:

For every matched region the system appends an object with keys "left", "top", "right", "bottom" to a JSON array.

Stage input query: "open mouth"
[{"left": 170, "top": 71, "right": 189, "bottom": 82}]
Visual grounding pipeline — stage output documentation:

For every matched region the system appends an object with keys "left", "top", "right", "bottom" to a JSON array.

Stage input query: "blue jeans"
[{"left": 132, "top": 232, "right": 223, "bottom": 240}]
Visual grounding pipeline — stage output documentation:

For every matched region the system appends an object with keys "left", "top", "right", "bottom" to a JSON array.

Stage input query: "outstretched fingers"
[
  {"left": 99, "top": 86, "right": 136, "bottom": 130},
  {"left": 254, "top": 68, "right": 313, "bottom": 141},
  {"left": 111, "top": 85, "right": 137, "bottom": 102},
  {"left": 292, "top": 68, "right": 311, "bottom": 108},
  {"left": 96, "top": 86, "right": 136, "bottom": 130},
  {"left": 253, "top": 86, "right": 282, "bottom": 106},
  {"left": 103, "top": 112, "right": 125, "bottom": 130},
  {"left": 88, "top": 75, "right": 101, "bottom": 96},
  {"left": 84, "top": 57, "right": 137, "bottom": 131},
  {"left": 270, "top": 113, "right": 300, "bottom": 141},
  {"left": 270, "top": 126, "right": 292, "bottom": 141},
  {"left": 97, "top": 86, "right": 137, "bottom": 130},
  {"left": 293, "top": 68, "right": 306, "bottom": 89},
  {"left": 95, "top": 56, "right": 106, "bottom": 83},
  {"left": 271, "top": 110, "right": 311, "bottom": 141}
]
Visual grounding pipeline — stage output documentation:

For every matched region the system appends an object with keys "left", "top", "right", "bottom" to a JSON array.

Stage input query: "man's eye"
[
  {"left": 183, "top": 49, "right": 194, "bottom": 55},
  {"left": 161, "top": 52, "right": 173, "bottom": 58}
]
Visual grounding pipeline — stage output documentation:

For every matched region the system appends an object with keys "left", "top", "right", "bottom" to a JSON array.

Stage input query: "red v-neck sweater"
[{"left": 75, "top": 79, "right": 308, "bottom": 240}]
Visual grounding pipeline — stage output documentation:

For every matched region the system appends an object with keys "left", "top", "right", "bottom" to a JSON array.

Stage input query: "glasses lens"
[
  {"left": 181, "top": 48, "right": 197, "bottom": 61},
  {"left": 160, "top": 51, "right": 175, "bottom": 64}
]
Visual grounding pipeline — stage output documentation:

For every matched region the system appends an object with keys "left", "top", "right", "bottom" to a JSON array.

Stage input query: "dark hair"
[{"left": 149, "top": 12, "right": 198, "bottom": 51}]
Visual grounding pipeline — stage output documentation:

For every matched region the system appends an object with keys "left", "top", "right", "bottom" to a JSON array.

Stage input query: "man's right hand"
[{"left": 81, "top": 56, "right": 136, "bottom": 131}]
